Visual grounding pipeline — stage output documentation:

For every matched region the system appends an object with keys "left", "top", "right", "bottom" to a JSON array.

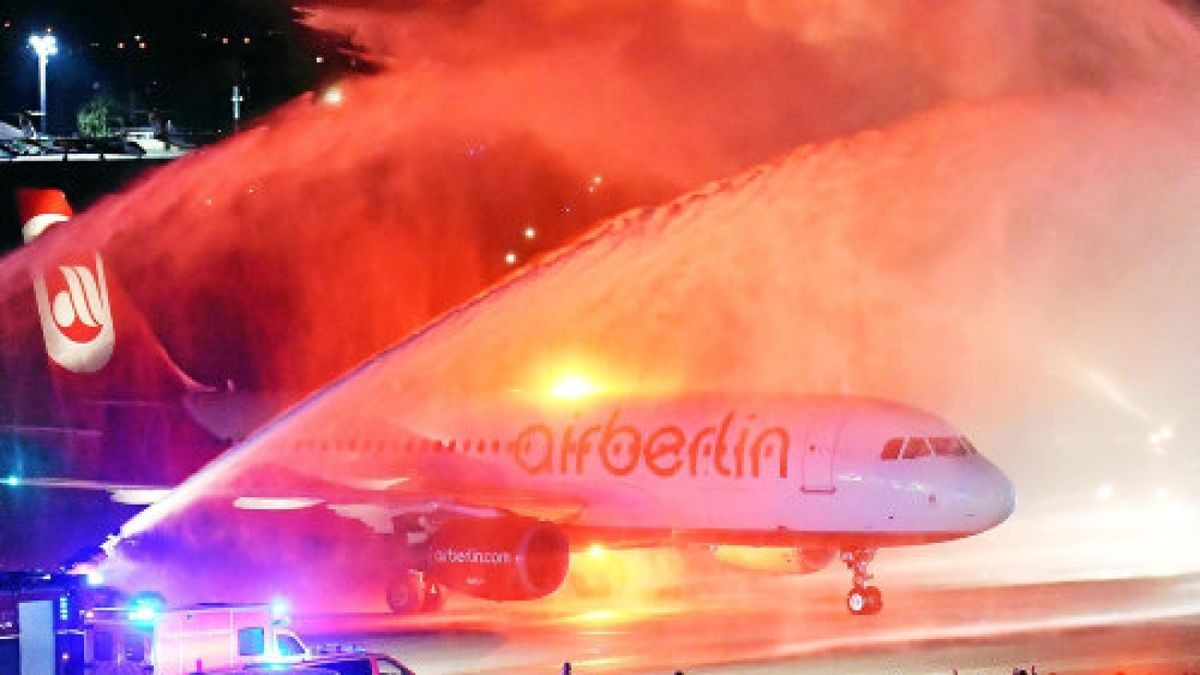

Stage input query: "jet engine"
[
  {"left": 711, "top": 545, "right": 838, "bottom": 574},
  {"left": 428, "top": 516, "right": 570, "bottom": 601}
]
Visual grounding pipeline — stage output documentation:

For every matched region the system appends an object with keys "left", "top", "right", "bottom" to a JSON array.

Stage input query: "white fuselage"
[{"left": 278, "top": 393, "right": 1015, "bottom": 549}]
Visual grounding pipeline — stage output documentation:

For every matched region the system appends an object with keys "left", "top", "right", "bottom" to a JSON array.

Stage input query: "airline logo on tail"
[{"left": 17, "top": 189, "right": 115, "bottom": 373}]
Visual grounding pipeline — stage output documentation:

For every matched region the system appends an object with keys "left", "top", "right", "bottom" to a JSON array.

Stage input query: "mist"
[{"left": 5, "top": 0, "right": 1200, "bottom": 606}]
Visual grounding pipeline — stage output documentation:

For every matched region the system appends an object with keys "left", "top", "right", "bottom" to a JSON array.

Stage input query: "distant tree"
[{"left": 76, "top": 95, "right": 125, "bottom": 138}]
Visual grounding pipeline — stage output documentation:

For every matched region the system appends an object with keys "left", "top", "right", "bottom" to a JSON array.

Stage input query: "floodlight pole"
[
  {"left": 37, "top": 54, "right": 47, "bottom": 134},
  {"left": 28, "top": 34, "right": 57, "bottom": 136},
  {"left": 231, "top": 85, "right": 244, "bottom": 132}
]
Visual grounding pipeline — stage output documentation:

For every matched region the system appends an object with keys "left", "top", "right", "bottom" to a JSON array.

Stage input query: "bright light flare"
[
  {"left": 549, "top": 373, "right": 601, "bottom": 400},
  {"left": 1149, "top": 425, "right": 1174, "bottom": 446},
  {"left": 321, "top": 85, "right": 344, "bottom": 106},
  {"left": 127, "top": 594, "right": 164, "bottom": 626},
  {"left": 28, "top": 33, "right": 57, "bottom": 58},
  {"left": 270, "top": 597, "right": 290, "bottom": 621},
  {"left": 588, "top": 543, "right": 606, "bottom": 559},
  {"left": 1096, "top": 484, "right": 1115, "bottom": 501},
  {"left": 129, "top": 605, "right": 157, "bottom": 624}
]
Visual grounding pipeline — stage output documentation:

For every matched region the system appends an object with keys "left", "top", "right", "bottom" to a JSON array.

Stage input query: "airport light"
[
  {"left": 549, "top": 373, "right": 600, "bottom": 400},
  {"left": 28, "top": 33, "right": 57, "bottom": 135},
  {"left": 321, "top": 84, "right": 344, "bottom": 106},
  {"left": 128, "top": 593, "right": 164, "bottom": 626},
  {"left": 129, "top": 605, "right": 157, "bottom": 625},
  {"left": 3, "top": 474, "right": 19, "bottom": 487},
  {"left": 232, "top": 85, "right": 244, "bottom": 131}
]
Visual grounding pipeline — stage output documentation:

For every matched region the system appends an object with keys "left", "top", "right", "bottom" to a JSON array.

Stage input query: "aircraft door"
[{"left": 801, "top": 409, "right": 842, "bottom": 493}]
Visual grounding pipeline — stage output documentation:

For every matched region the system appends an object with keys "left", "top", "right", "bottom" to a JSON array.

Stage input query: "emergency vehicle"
[
  {"left": 150, "top": 603, "right": 310, "bottom": 674},
  {"left": 0, "top": 572, "right": 95, "bottom": 675}
]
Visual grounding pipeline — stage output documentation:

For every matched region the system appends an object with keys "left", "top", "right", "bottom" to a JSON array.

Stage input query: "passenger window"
[
  {"left": 323, "top": 659, "right": 373, "bottom": 675},
  {"left": 237, "top": 627, "right": 265, "bottom": 656},
  {"left": 902, "top": 437, "right": 931, "bottom": 459},
  {"left": 930, "top": 436, "right": 967, "bottom": 456},
  {"left": 880, "top": 438, "right": 903, "bottom": 460}
]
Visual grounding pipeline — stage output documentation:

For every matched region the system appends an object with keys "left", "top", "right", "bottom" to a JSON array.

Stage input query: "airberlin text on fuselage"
[{"left": 515, "top": 411, "right": 790, "bottom": 479}]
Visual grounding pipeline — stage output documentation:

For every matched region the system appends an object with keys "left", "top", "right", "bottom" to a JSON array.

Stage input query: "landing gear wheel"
[
  {"left": 422, "top": 582, "right": 445, "bottom": 612},
  {"left": 386, "top": 571, "right": 427, "bottom": 615},
  {"left": 846, "top": 587, "right": 868, "bottom": 614},
  {"left": 841, "top": 548, "right": 882, "bottom": 616},
  {"left": 845, "top": 586, "right": 882, "bottom": 615}
]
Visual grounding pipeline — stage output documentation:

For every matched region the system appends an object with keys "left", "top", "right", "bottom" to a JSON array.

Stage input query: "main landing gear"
[
  {"left": 386, "top": 569, "right": 445, "bottom": 614},
  {"left": 841, "top": 548, "right": 882, "bottom": 615}
]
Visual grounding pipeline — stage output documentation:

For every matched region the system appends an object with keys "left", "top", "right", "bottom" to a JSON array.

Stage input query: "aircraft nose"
[{"left": 984, "top": 463, "right": 1016, "bottom": 528}]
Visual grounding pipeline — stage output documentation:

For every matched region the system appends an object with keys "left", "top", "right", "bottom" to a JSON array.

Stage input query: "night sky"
[{"left": 0, "top": 0, "right": 366, "bottom": 134}]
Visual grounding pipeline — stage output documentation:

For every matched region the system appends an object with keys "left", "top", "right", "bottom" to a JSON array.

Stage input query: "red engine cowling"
[{"left": 428, "top": 516, "right": 570, "bottom": 601}]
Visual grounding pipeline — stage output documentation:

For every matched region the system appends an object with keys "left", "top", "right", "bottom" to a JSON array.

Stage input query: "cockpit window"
[
  {"left": 880, "top": 437, "right": 903, "bottom": 460},
  {"left": 930, "top": 436, "right": 968, "bottom": 456},
  {"left": 901, "top": 437, "right": 931, "bottom": 459}
]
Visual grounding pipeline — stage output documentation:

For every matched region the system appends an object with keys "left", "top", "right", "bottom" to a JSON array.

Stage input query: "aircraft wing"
[
  {"left": 111, "top": 209, "right": 670, "bottom": 551},
  {"left": 113, "top": 345, "right": 599, "bottom": 543}
]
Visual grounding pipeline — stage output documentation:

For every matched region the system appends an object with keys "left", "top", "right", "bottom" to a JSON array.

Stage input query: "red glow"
[{"left": 5, "top": 0, "right": 1200, "bottom": 612}]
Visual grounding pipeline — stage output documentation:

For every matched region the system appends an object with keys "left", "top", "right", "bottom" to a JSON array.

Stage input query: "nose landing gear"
[{"left": 841, "top": 548, "right": 882, "bottom": 615}]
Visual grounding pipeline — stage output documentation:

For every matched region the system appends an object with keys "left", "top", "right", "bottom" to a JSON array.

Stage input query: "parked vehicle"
[
  {"left": 151, "top": 604, "right": 310, "bottom": 675},
  {"left": 209, "top": 651, "right": 415, "bottom": 675}
]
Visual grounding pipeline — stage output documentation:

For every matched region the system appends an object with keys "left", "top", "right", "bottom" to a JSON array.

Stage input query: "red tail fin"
[{"left": 16, "top": 188, "right": 208, "bottom": 397}]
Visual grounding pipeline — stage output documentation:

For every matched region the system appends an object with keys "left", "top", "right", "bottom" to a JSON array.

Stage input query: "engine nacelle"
[
  {"left": 712, "top": 545, "right": 837, "bottom": 575},
  {"left": 428, "top": 516, "right": 569, "bottom": 601}
]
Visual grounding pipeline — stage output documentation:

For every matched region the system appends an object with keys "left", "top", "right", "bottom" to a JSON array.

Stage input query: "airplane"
[
  {"left": 108, "top": 335, "right": 1015, "bottom": 615},
  {"left": 5, "top": 190, "right": 1015, "bottom": 616}
]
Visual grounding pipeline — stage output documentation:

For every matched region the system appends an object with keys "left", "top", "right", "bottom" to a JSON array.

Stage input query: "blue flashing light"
[
  {"left": 128, "top": 603, "right": 157, "bottom": 625},
  {"left": 270, "top": 598, "right": 289, "bottom": 621},
  {"left": 3, "top": 475, "right": 20, "bottom": 487},
  {"left": 128, "top": 593, "right": 164, "bottom": 627}
]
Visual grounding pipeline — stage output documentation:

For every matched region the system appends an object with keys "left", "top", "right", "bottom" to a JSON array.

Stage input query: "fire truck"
[{"left": 0, "top": 572, "right": 95, "bottom": 675}]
